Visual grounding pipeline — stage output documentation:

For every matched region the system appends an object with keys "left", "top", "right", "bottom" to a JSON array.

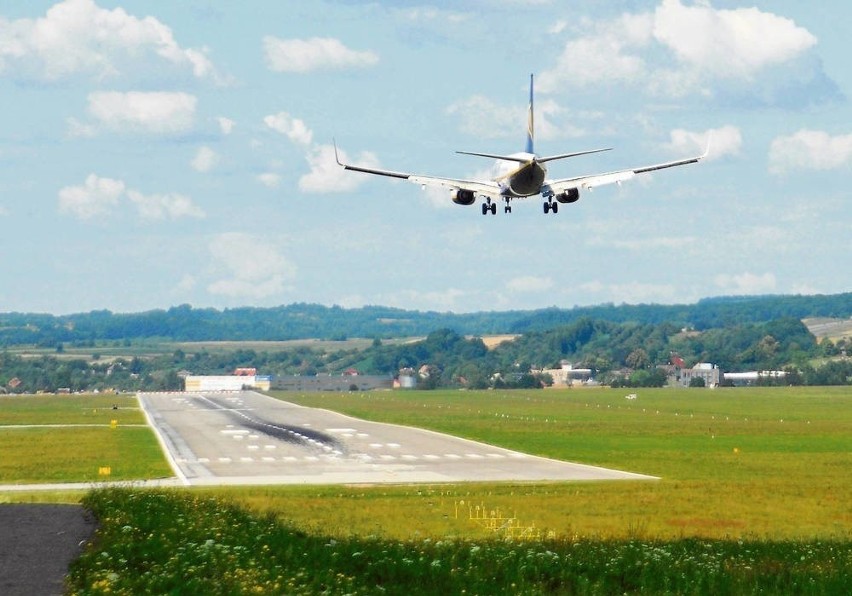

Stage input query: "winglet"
[
  {"left": 701, "top": 132, "right": 712, "bottom": 160},
  {"left": 333, "top": 138, "right": 344, "bottom": 166}
]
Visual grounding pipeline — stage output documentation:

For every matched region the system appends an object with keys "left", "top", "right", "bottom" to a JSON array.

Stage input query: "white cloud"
[
  {"left": 665, "top": 126, "right": 741, "bottom": 161},
  {"left": 127, "top": 190, "right": 205, "bottom": 220},
  {"left": 539, "top": 13, "right": 652, "bottom": 92},
  {"left": 540, "top": 1, "right": 820, "bottom": 101},
  {"left": 299, "top": 144, "right": 380, "bottom": 193},
  {"left": 256, "top": 173, "right": 281, "bottom": 188},
  {"left": 263, "top": 36, "right": 378, "bottom": 73},
  {"left": 714, "top": 272, "right": 777, "bottom": 295},
  {"left": 85, "top": 91, "right": 197, "bottom": 135},
  {"left": 0, "top": 0, "right": 219, "bottom": 82},
  {"left": 58, "top": 173, "right": 124, "bottom": 219},
  {"left": 506, "top": 276, "right": 554, "bottom": 293},
  {"left": 190, "top": 146, "right": 218, "bottom": 173},
  {"left": 653, "top": 0, "right": 816, "bottom": 79},
  {"left": 59, "top": 174, "right": 203, "bottom": 220},
  {"left": 207, "top": 233, "right": 296, "bottom": 299},
  {"left": 217, "top": 117, "right": 235, "bottom": 135},
  {"left": 768, "top": 130, "right": 852, "bottom": 174},
  {"left": 264, "top": 112, "right": 313, "bottom": 145}
]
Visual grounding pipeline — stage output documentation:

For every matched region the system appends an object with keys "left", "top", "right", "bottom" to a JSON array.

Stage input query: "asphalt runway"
[{"left": 139, "top": 391, "right": 654, "bottom": 485}]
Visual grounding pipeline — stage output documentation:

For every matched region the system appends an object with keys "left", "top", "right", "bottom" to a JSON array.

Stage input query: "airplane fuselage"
[{"left": 497, "top": 152, "right": 547, "bottom": 197}]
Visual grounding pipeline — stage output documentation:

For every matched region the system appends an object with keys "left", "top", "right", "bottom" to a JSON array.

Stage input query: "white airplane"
[{"left": 335, "top": 74, "right": 708, "bottom": 215}]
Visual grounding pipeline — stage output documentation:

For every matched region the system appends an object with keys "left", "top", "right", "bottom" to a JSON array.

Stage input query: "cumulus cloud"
[
  {"left": 539, "top": 0, "right": 825, "bottom": 104},
  {"left": 264, "top": 112, "right": 313, "bottom": 145},
  {"left": 58, "top": 174, "right": 124, "bottom": 219},
  {"left": 263, "top": 36, "right": 378, "bottom": 73},
  {"left": 127, "top": 190, "right": 205, "bottom": 220},
  {"left": 653, "top": 0, "right": 816, "bottom": 78},
  {"left": 665, "top": 126, "right": 741, "bottom": 161},
  {"left": 506, "top": 276, "right": 554, "bottom": 293},
  {"left": 299, "top": 144, "right": 381, "bottom": 193},
  {"left": 83, "top": 91, "right": 197, "bottom": 135},
  {"left": 58, "top": 174, "right": 203, "bottom": 220},
  {"left": 190, "top": 146, "right": 218, "bottom": 173},
  {"left": 0, "top": 0, "right": 220, "bottom": 82},
  {"left": 768, "top": 129, "right": 852, "bottom": 174},
  {"left": 714, "top": 272, "right": 777, "bottom": 295},
  {"left": 207, "top": 233, "right": 296, "bottom": 299}
]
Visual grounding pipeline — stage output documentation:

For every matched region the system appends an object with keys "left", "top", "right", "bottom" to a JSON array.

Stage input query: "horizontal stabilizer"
[
  {"left": 538, "top": 147, "right": 612, "bottom": 163},
  {"left": 455, "top": 150, "right": 531, "bottom": 163}
]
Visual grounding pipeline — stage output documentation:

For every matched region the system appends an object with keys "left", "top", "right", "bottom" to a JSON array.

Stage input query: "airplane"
[{"left": 334, "top": 74, "right": 708, "bottom": 215}]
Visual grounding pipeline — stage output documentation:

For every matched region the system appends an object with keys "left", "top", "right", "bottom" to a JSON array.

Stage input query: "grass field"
[
  {"left": 245, "top": 386, "right": 852, "bottom": 541},
  {"left": 0, "top": 394, "right": 172, "bottom": 484},
  {"left": 4, "top": 387, "right": 851, "bottom": 593}
]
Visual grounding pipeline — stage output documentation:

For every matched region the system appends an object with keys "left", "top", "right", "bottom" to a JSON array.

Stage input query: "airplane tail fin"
[{"left": 525, "top": 73, "right": 534, "bottom": 154}]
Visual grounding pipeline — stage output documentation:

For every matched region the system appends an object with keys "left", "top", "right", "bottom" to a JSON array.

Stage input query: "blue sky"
[{"left": 1, "top": 0, "right": 849, "bottom": 315}]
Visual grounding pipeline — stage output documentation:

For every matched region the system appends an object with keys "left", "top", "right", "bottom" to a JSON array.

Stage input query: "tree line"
[
  {"left": 2, "top": 317, "right": 849, "bottom": 394},
  {"left": 1, "top": 293, "right": 850, "bottom": 347}
]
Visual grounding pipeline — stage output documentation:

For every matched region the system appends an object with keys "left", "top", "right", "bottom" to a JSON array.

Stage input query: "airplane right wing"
[
  {"left": 546, "top": 145, "right": 710, "bottom": 196},
  {"left": 334, "top": 142, "right": 500, "bottom": 204}
]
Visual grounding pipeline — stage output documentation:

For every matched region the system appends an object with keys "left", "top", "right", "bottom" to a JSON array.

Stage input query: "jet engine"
[
  {"left": 555, "top": 188, "right": 580, "bottom": 204},
  {"left": 450, "top": 189, "right": 476, "bottom": 205}
]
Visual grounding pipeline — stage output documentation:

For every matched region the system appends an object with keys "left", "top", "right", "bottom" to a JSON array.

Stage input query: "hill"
[{"left": 1, "top": 293, "right": 850, "bottom": 347}]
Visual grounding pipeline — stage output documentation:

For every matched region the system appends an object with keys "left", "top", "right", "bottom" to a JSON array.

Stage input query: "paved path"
[
  {"left": 138, "top": 390, "right": 656, "bottom": 485},
  {"left": 0, "top": 504, "right": 96, "bottom": 596}
]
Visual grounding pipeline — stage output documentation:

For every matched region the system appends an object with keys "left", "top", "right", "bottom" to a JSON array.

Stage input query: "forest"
[
  {"left": 1, "top": 292, "right": 850, "bottom": 346},
  {"left": 1, "top": 313, "right": 849, "bottom": 393}
]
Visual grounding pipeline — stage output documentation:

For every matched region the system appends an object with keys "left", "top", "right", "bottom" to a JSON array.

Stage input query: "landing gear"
[
  {"left": 503, "top": 197, "right": 512, "bottom": 214},
  {"left": 543, "top": 200, "right": 559, "bottom": 214},
  {"left": 481, "top": 198, "right": 497, "bottom": 215}
]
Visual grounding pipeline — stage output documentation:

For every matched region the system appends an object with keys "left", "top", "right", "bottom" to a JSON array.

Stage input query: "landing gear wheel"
[
  {"left": 490, "top": 202, "right": 497, "bottom": 215},
  {"left": 481, "top": 203, "right": 488, "bottom": 215},
  {"left": 543, "top": 201, "right": 550, "bottom": 214},
  {"left": 504, "top": 205, "right": 512, "bottom": 214},
  {"left": 551, "top": 202, "right": 558, "bottom": 214}
]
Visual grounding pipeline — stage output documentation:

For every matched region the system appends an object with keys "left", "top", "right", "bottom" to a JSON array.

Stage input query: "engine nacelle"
[
  {"left": 450, "top": 189, "right": 476, "bottom": 206},
  {"left": 555, "top": 188, "right": 580, "bottom": 204}
]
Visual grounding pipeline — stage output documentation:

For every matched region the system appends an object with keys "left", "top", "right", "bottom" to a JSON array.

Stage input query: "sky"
[{"left": 0, "top": 0, "right": 850, "bottom": 315}]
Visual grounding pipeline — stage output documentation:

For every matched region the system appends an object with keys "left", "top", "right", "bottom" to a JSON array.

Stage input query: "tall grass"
[{"left": 68, "top": 488, "right": 852, "bottom": 595}]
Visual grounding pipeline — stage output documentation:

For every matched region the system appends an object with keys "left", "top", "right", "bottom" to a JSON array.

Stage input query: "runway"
[{"left": 139, "top": 391, "right": 655, "bottom": 486}]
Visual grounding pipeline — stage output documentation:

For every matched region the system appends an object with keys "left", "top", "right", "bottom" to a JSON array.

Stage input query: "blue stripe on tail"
[{"left": 525, "top": 73, "right": 534, "bottom": 154}]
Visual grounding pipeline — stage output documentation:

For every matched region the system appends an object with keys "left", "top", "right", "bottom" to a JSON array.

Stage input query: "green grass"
[
  {"left": 0, "top": 394, "right": 171, "bottom": 483},
  {"left": 253, "top": 387, "right": 852, "bottom": 540},
  {"left": 68, "top": 487, "right": 852, "bottom": 595},
  {"left": 3, "top": 387, "right": 850, "bottom": 593}
]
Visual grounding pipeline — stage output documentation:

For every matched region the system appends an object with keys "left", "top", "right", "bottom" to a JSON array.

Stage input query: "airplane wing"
[
  {"left": 546, "top": 147, "right": 709, "bottom": 195},
  {"left": 334, "top": 142, "right": 501, "bottom": 197}
]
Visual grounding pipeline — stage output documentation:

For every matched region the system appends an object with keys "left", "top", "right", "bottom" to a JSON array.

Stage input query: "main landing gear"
[
  {"left": 480, "top": 197, "right": 513, "bottom": 215},
  {"left": 481, "top": 198, "right": 497, "bottom": 215},
  {"left": 543, "top": 200, "right": 559, "bottom": 214}
]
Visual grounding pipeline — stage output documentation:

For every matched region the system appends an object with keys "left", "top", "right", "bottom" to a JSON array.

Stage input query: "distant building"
[
  {"left": 678, "top": 363, "right": 720, "bottom": 388},
  {"left": 185, "top": 374, "right": 271, "bottom": 392},
  {"left": 535, "top": 361, "right": 593, "bottom": 387}
]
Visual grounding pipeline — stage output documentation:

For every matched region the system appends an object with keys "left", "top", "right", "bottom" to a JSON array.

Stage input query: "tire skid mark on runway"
[{"left": 196, "top": 394, "right": 346, "bottom": 456}]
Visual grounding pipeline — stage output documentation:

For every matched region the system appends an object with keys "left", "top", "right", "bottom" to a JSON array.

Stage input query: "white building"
[{"left": 184, "top": 375, "right": 271, "bottom": 392}]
